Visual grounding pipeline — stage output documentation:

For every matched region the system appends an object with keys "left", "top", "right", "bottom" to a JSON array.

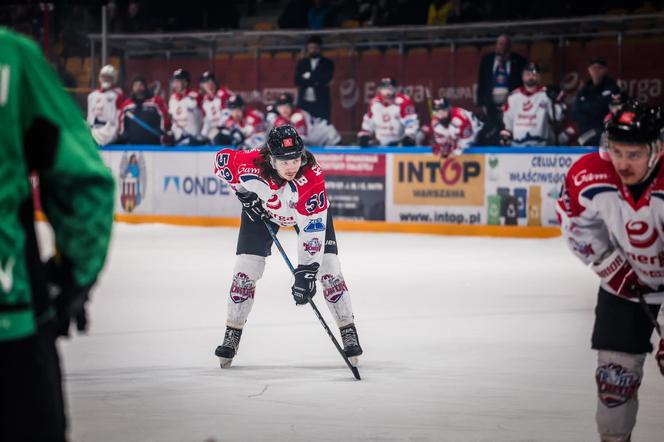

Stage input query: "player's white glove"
[{"left": 591, "top": 248, "right": 649, "bottom": 298}]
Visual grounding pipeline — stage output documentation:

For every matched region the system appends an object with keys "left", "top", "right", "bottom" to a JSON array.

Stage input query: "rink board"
[{"left": 97, "top": 145, "right": 596, "bottom": 237}]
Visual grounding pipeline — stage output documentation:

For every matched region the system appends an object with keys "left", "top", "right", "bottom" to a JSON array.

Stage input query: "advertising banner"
[
  {"left": 484, "top": 152, "right": 585, "bottom": 227},
  {"left": 317, "top": 153, "right": 386, "bottom": 220},
  {"left": 387, "top": 154, "right": 486, "bottom": 224}
]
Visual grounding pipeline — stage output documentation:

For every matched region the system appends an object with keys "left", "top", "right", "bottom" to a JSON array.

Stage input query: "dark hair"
[
  {"left": 307, "top": 35, "right": 323, "bottom": 46},
  {"left": 254, "top": 147, "right": 317, "bottom": 185}
]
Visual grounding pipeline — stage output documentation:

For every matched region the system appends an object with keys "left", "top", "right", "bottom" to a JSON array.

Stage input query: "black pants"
[
  {"left": 591, "top": 287, "right": 662, "bottom": 354},
  {"left": 0, "top": 324, "right": 67, "bottom": 442},
  {"left": 236, "top": 210, "right": 338, "bottom": 257}
]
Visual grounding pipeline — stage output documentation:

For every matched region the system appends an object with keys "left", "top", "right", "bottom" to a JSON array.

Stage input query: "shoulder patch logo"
[{"left": 303, "top": 218, "right": 325, "bottom": 233}]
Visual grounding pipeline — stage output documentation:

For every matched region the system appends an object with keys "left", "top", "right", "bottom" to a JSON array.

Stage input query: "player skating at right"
[{"left": 557, "top": 101, "right": 664, "bottom": 442}]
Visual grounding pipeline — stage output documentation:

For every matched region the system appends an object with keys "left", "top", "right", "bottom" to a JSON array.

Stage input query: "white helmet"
[{"left": 99, "top": 64, "right": 117, "bottom": 84}]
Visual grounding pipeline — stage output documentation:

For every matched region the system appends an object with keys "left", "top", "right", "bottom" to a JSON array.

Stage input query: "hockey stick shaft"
[
  {"left": 637, "top": 293, "right": 662, "bottom": 338},
  {"left": 125, "top": 110, "right": 167, "bottom": 137},
  {"left": 261, "top": 218, "right": 361, "bottom": 380}
]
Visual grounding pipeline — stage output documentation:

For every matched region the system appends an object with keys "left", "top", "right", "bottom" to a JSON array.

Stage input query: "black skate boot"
[
  {"left": 215, "top": 326, "right": 242, "bottom": 368},
  {"left": 340, "top": 323, "right": 363, "bottom": 366}
]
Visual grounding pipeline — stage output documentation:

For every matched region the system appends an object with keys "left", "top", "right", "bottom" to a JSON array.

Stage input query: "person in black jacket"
[
  {"left": 572, "top": 57, "right": 621, "bottom": 146},
  {"left": 475, "top": 34, "right": 527, "bottom": 141},
  {"left": 294, "top": 35, "right": 335, "bottom": 122},
  {"left": 118, "top": 76, "right": 172, "bottom": 145}
]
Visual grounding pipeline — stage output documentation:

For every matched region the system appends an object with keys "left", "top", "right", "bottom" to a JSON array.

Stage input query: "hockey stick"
[
  {"left": 637, "top": 293, "right": 662, "bottom": 338},
  {"left": 125, "top": 110, "right": 167, "bottom": 138},
  {"left": 261, "top": 218, "right": 362, "bottom": 380}
]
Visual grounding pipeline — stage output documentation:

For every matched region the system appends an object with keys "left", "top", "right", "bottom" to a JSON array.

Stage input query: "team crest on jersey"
[
  {"left": 596, "top": 363, "right": 641, "bottom": 408},
  {"left": 303, "top": 238, "right": 322, "bottom": 256},
  {"left": 303, "top": 218, "right": 325, "bottom": 233},
  {"left": 119, "top": 152, "right": 147, "bottom": 213},
  {"left": 569, "top": 238, "right": 595, "bottom": 258},
  {"left": 230, "top": 272, "right": 255, "bottom": 303},
  {"left": 321, "top": 274, "right": 348, "bottom": 303},
  {"left": 625, "top": 220, "right": 658, "bottom": 248}
]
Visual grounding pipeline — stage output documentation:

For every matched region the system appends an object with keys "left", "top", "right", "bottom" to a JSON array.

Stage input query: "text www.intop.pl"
[{"left": 399, "top": 212, "right": 482, "bottom": 224}]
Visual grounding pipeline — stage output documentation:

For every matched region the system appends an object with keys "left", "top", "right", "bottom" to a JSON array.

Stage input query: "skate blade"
[
  {"left": 349, "top": 356, "right": 360, "bottom": 367},
  {"left": 218, "top": 357, "right": 234, "bottom": 369}
]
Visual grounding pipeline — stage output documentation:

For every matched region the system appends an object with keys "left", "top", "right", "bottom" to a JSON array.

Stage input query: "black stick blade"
[{"left": 351, "top": 366, "right": 361, "bottom": 380}]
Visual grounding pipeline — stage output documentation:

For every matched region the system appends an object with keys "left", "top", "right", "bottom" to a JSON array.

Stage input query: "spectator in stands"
[
  {"left": 357, "top": 77, "right": 420, "bottom": 147},
  {"left": 307, "top": 0, "right": 338, "bottom": 29},
  {"left": 87, "top": 64, "right": 124, "bottom": 146},
  {"left": 294, "top": 35, "right": 335, "bottom": 122},
  {"left": 168, "top": 68, "right": 206, "bottom": 145},
  {"left": 476, "top": 34, "right": 527, "bottom": 132},
  {"left": 273, "top": 92, "right": 341, "bottom": 146},
  {"left": 572, "top": 57, "right": 620, "bottom": 146},
  {"left": 500, "top": 62, "right": 565, "bottom": 146},
  {"left": 216, "top": 95, "right": 267, "bottom": 149},
  {"left": 427, "top": 0, "right": 453, "bottom": 26},
  {"left": 118, "top": 75, "right": 171, "bottom": 145},
  {"left": 425, "top": 97, "right": 482, "bottom": 157},
  {"left": 200, "top": 71, "right": 234, "bottom": 144}
]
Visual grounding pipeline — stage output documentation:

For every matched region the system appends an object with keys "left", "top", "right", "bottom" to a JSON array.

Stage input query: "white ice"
[{"left": 37, "top": 223, "right": 664, "bottom": 442}]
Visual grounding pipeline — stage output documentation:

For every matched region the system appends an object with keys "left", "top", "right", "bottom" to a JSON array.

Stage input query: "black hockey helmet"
[
  {"left": 275, "top": 92, "right": 294, "bottom": 106},
  {"left": 606, "top": 101, "right": 659, "bottom": 144},
  {"left": 377, "top": 77, "right": 397, "bottom": 90},
  {"left": 227, "top": 94, "right": 245, "bottom": 110},
  {"left": 199, "top": 70, "right": 216, "bottom": 83},
  {"left": 172, "top": 68, "right": 191, "bottom": 83},
  {"left": 523, "top": 61, "right": 541, "bottom": 74},
  {"left": 267, "top": 125, "right": 305, "bottom": 160},
  {"left": 609, "top": 91, "right": 628, "bottom": 107},
  {"left": 432, "top": 97, "right": 451, "bottom": 111}
]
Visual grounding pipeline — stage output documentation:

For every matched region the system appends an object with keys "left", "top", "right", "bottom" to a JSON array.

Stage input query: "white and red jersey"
[
  {"left": 361, "top": 93, "right": 420, "bottom": 145},
  {"left": 557, "top": 153, "right": 664, "bottom": 303},
  {"left": 214, "top": 148, "right": 329, "bottom": 266},
  {"left": 430, "top": 107, "right": 482, "bottom": 156},
  {"left": 169, "top": 88, "right": 204, "bottom": 142},
  {"left": 201, "top": 87, "right": 234, "bottom": 139},
  {"left": 223, "top": 107, "right": 267, "bottom": 149},
  {"left": 86, "top": 87, "right": 124, "bottom": 145},
  {"left": 273, "top": 108, "right": 341, "bottom": 147},
  {"left": 503, "top": 86, "right": 564, "bottom": 146}
]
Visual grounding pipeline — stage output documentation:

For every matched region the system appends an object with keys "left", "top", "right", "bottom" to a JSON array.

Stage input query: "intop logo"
[{"left": 163, "top": 175, "right": 230, "bottom": 196}]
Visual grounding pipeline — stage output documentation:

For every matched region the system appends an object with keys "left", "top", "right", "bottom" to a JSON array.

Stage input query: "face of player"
[
  {"left": 230, "top": 108, "right": 243, "bottom": 121},
  {"left": 99, "top": 74, "right": 114, "bottom": 90},
  {"left": 588, "top": 64, "right": 607, "bottom": 85},
  {"left": 522, "top": 70, "right": 540, "bottom": 88},
  {"left": 132, "top": 81, "right": 146, "bottom": 99},
  {"left": 379, "top": 87, "right": 396, "bottom": 103},
  {"left": 434, "top": 109, "right": 450, "bottom": 122},
  {"left": 274, "top": 156, "right": 302, "bottom": 181},
  {"left": 607, "top": 141, "right": 651, "bottom": 185},
  {"left": 277, "top": 103, "right": 293, "bottom": 119},
  {"left": 201, "top": 81, "right": 216, "bottom": 96},
  {"left": 172, "top": 79, "right": 187, "bottom": 94}
]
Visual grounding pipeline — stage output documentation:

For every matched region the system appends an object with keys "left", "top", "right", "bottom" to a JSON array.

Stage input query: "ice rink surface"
[{"left": 38, "top": 223, "right": 664, "bottom": 442}]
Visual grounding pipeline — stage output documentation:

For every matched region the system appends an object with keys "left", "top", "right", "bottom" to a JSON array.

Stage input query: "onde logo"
[
  {"left": 163, "top": 175, "right": 231, "bottom": 196},
  {"left": 393, "top": 154, "right": 485, "bottom": 206}
]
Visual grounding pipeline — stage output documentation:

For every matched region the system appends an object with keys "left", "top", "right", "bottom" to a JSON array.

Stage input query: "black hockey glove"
[
  {"left": 401, "top": 135, "right": 416, "bottom": 146},
  {"left": 292, "top": 263, "right": 319, "bottom": 305},
  {"left": 236, "top": 192, "right": 268, "bottom": 222},
  {"left": 357, "top": 131, "right": 372, "bottom": 148},
  {"left": 45, "top": 255, "right": 92, "bottom": 337}
]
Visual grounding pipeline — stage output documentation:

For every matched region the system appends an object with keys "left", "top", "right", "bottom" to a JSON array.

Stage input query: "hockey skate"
[
  {"left": 215, "top": 326, "right": 242, "bottom": 368},
  {"left": 340, "top": 323, "right": 363, "bottom": 366}
]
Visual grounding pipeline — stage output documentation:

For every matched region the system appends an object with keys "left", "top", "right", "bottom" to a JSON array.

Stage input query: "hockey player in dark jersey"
[{"left": 213, "top": 125, "right": 362, "bottom": 368}]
